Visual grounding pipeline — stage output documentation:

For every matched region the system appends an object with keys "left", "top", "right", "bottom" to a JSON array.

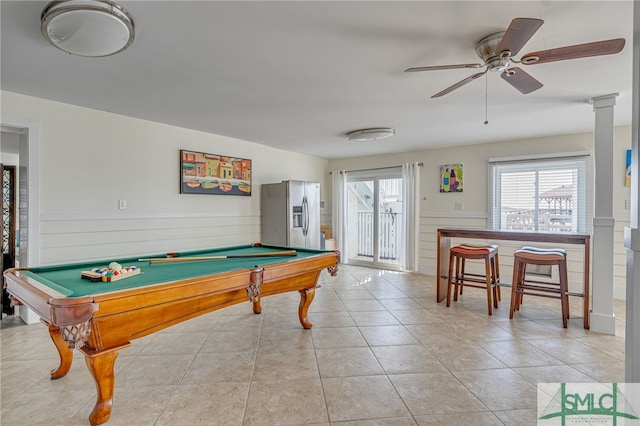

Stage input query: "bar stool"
[
  {"left": 446, "top": 244, "right": 500, "bottom": 315},
  {"left": 510, "top": 246, "right": 569, "bottom": 328}
]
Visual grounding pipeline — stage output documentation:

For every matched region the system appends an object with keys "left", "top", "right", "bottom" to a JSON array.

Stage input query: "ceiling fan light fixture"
[
  {"left": 345, "top": 128, "right": 396, "bottom": 142},
  {"left": 41, "top": 0, "right": 135, "bottom": 57}
]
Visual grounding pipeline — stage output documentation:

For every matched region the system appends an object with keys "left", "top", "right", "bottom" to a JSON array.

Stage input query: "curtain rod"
[{"left": 330, "top": 162, "right": 423, "bottom": 174}]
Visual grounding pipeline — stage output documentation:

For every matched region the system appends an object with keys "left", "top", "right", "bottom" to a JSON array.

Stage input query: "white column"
[
  {"left": 624, "top": 0, "right": 640, "bottom": 383},
  {"left": 589, "top": 93, "right": 618, "bottom": 335}
]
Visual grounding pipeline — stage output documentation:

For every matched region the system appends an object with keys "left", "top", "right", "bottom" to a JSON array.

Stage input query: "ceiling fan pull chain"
[{"left": 484, "top": 73, "right": 489, "bottom": 125}]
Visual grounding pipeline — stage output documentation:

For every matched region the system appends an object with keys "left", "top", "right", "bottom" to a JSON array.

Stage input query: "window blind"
[{"left": 488, "top": 154, "right": 589, "bottom": 233}]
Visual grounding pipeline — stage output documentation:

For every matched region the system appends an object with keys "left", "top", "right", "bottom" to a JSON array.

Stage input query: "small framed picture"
[
  {"left": 626, "top": 149, "right": 631, "bottom": 187},
  {"left": 440, "top": 164, "right": 463, "bottom": 193}
]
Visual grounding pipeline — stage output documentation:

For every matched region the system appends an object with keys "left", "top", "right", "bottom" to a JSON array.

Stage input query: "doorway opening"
[
  {"left": 1, "top": 121, "right": 37, "bottom": 323},
  {"left": 1, "top": 164, "right": 17, "bottom": 316}
]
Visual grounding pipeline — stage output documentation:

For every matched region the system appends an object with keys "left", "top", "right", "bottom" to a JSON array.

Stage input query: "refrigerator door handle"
[{"left": 302, "top": 196, "right": 308, "bottom": 236}]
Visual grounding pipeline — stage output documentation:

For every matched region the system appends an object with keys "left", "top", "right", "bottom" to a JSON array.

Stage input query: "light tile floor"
[{"left": 0, "top": 265, "right": 627, "bottom": 425}]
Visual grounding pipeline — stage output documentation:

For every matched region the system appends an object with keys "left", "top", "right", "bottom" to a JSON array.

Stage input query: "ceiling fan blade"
[
  {"left": 405, "top": 63, "right": 482, "bottom": 72},
  {"left": 431, "top": 71, "right": 486, "bottom": 98},
  {"left": 495, "top": 18, "right": 544, "bottom": 56},
  {"left": 501, "top": 67, "right": 543, "bottom": 94},
  {"left": 521, "top": 38, "right": 625, "bottom": 64}
]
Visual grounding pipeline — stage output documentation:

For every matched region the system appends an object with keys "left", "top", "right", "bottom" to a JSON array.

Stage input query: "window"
[{"left": 488, "top": 153, "right": 589, "bottom": 233}]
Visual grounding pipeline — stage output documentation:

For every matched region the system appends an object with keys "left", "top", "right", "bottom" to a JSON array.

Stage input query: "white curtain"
[
  {"left": 331, "top": 170, "right": 348, "bottom": 262},
  {"left": 401, "top": 162, "right": 420, "bottom": 271}
]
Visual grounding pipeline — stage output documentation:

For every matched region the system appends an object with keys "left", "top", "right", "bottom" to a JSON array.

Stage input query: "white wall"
[
  {"left": 329, "top": 126, "right": 632, "bottom": 299},
  {"left": 0, "top": 132, "right": 20, "bottom": 165},
  {"left": 1, "top": 91, "right": 330, "bottom": 264}
]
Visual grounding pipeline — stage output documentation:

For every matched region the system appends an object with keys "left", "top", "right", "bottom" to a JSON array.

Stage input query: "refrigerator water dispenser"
[{"left": 292, "top": 205, "right": 303, "bottom": 228}]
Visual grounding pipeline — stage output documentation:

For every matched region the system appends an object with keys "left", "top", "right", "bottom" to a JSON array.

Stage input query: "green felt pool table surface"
[{"left": 20, "top": 243, "right": 328, "bottom": 297}]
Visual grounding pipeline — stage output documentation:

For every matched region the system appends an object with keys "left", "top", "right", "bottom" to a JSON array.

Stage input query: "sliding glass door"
[{"left": 346, "top": 169, "right": 402, "bottom": 269}]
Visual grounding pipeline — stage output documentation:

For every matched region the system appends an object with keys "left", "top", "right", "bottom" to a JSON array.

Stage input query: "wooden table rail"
[{"left": 436, "top": 228, "right": 591, "bottom": 329}]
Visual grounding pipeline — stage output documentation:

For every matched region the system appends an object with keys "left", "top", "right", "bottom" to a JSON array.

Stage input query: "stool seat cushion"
[
  {"left": 517, "top": 246, "right": 566, "bottom": 256},
  {"left": 451, "top": 244, "right": 497, "bottom": 255},
  {"left": 459, "top": 243, "right": 498, "bottom": 250}
]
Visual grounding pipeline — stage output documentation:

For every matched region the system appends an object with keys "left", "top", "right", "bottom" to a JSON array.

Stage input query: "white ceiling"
[{"left": 0, "top": 1, "right": 634, "bottom": 159}]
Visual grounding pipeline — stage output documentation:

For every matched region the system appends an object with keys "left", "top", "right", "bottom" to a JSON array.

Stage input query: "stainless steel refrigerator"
[{"left": 261, "top": 180, "right": 321, "bottom": 249}]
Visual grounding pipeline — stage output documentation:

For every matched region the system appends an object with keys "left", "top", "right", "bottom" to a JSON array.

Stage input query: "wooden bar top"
[{"left": 437, "top": 228, "right": 590, "bottom": 244}]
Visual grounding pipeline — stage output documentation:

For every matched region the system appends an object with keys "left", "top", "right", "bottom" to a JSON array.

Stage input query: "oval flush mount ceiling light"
[
  {"left": 41, "top": 0, "right": 135, "bottom": 57},
  {"left": 345, "top": 128, "right": 396, "bottom": 142}
]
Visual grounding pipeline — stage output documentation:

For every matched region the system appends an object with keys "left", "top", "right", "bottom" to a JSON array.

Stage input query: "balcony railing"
[
  {"left": 357, "top": 211, "right": 401, "bottom": 261},
  {"left": 504, "top": 210, "right": 573, "bottom": 232}
]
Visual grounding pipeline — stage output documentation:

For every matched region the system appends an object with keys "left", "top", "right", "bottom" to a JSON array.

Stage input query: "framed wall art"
[
  {"left": 440, "top": 164, "right": 463, "bottom": 193},
  {"left": 180, "top": 150, "right": 252, "bottom": 196},
  {"left": 626, "top": 149, "right": 631, "bottom": 187}
]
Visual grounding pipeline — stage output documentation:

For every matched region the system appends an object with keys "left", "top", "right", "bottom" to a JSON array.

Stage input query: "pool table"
[{"left": 3, "top": 243, "right": 339, "bottom": 425}]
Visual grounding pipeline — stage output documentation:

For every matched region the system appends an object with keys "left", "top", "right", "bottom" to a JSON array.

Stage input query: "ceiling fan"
[{"left": 405, "top": 18, "right": 625, "bottom": 98}]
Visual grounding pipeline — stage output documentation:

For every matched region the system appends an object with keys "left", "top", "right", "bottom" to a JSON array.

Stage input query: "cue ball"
[{"left": 109, "top": 262, "right": 122, "bottom": 271}]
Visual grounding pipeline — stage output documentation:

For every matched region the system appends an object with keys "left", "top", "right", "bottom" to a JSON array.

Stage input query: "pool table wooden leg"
[
  {"left": 252, "top": 298, "right": 262, "bottom": 314},
  {"left": 84, "top": 350, "right": 119, "bottom": 426},
  {"left": 46, "top": 323, "right": 73, "bottom": 380},
  {"left": 248, "top": 267, "right": 263, "bottom": 315},
  {"left": 298, "top": 287, "right": 316, "bottom": 329}
]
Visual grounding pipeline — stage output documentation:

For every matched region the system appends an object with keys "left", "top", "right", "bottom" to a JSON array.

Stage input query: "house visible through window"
[{"left": 488, "top": 154, "right": 589, "bottom": 233}]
